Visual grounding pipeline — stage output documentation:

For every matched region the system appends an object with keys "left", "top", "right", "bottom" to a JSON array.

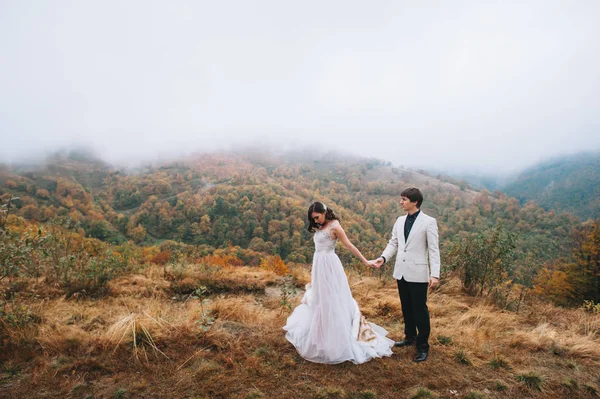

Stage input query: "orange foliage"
[
  {"left": 61, "top": 195, "right": 74, "bottom": 208},
  {"left": 141, "top": 246, "right": 160, "bottom": 263},
  {"left": 259, "top": 255, "right": 289, "bottom": 276},
  {"left": 87, "top": 210, "right": 105, "bottom": 221},
  {"left": 151, "top": 251, "right": 171, "bottom": 265},
  {"left": 36, "top": 189, "right": 50, "bottom": 199},
  {"left": 533, "top": 267, "right": 575, "bottom": 306}
]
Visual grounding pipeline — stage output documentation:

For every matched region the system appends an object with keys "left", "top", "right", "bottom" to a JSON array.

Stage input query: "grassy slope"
[{"left": 1, "top": 263, "right": 599, "bottom": 399}]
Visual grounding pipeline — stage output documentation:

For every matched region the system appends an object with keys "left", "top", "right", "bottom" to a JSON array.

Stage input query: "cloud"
[{"left": 1, "top": 0, "right": 599, "bottom": 174}]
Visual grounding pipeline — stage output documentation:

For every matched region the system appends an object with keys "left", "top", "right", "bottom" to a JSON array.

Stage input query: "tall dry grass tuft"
[
  {"left": 510, "top": 323, "right": 558, "bottom": 353},
  {"left": 105, "top": 312, "right": 170, "bottom": 363},
  {"left": 510, "top": 315, "right": 600, "bottom": 359},
  {"left": 523, "top": 301, "right": 600, "bottom": 339},
  {"left": 436, "top": 302, "right": 517, "bottom": 354}
]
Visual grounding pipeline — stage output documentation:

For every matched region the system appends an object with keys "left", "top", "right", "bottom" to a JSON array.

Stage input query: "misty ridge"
[{"left": 3, "top": 144, "right": 599, "bottom": 220}]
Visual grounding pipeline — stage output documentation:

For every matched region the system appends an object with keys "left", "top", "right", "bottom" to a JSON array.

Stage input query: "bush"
[
  {"left": 62, "top": 252, "right": 127, "bottom": 298},
  {"left": 580, "top": 300, "right": 600, "bottom": 314},
  {"left": 39, "top": 220, "right": 129, "bottom": 298},
  {"left": 0, "top": 300, "right": 41, "bottom": 349},
  {"left": 259, "top": 255, "right": 289, "bottom": 276},
  {"left": 445, "top": 225, "right": 516, "bottom": 296}
]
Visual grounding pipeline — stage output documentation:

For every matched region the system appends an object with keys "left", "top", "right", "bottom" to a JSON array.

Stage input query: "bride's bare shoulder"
[{"left": 330, "top": 220, "right": 342, "bottom": 229}]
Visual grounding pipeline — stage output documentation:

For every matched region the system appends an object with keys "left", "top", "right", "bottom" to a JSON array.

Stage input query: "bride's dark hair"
[{"left": 307, "top": 201, "right": 339, "bottom": 232}]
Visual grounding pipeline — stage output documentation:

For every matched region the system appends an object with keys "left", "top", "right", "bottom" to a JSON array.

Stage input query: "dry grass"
[
  {"left": 1, "top": 268, "right": 599, "bottom": 399},
  {"left": 211, "top": 295, "right": 275, "bottom": 326},
  {"left": 104, "top": 312, "right": 171, "bottom": 362},
  {"left": 107, "top": 274, "right": 169, "bottom": 298},
  {"left": 288, "top": 263, "right": 311, "bottom": 287}
]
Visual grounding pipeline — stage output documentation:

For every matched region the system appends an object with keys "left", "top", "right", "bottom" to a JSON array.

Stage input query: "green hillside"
[{"left": 502, "top": 152, "right": 600, "bottom": 220}]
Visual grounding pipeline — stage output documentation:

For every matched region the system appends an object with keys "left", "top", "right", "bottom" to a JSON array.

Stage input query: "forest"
[{"left": 1, "top": 150, "right": 597, "bottom": 307}]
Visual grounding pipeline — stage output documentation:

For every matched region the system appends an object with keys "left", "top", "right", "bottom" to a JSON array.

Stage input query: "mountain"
[
  {"left": 502, "top": 152, "right": 600, "bottom": 220},
  {"left": 0, "top": 148, "right": 581, "bottom": 268}
]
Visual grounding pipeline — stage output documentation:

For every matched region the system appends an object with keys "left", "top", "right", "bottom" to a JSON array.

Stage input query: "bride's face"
[{"left": 311, "top": 211, "right": 326, "bottom": 226}]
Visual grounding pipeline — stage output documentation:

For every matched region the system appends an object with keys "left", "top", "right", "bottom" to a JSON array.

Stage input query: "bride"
[{"left": 283, "top": 202, "right": 394, "bottom": 364}]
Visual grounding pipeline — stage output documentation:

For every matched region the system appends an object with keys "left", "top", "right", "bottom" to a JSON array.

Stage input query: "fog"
[{"left": 1, "top": 0, "right": 599, "bottom": 174}]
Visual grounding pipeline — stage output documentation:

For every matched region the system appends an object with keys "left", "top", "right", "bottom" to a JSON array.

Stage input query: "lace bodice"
[{"left": 314, "top": 221, "right": 338, "bottom": 252}]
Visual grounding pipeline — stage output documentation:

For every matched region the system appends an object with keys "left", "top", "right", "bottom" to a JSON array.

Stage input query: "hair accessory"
[{"left": 322, "top": 203, "right": 327, "bottom": 211}]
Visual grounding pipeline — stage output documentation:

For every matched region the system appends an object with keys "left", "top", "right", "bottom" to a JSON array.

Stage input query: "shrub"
[
  {"left": 0, "top": 300, "right": 41, "bottom": 349},
  {"left": 494, "top": 380, "right": 508, "bottom": 391},
  {"left": 454, "top": 349, "right": 472, "bottom": 365},
  {"left": 516, "top": 371, "right": 544, "bottom": 392},
  {"left": 436, "top": 335, "right": 453, "bottom": 345},
  {"left": 489, "top": 355, "right": 511, "bottom": 370},
  {"left": 409, "top": 387, "right": 435, "bottom": 399},
  {"left": 260, "top": 255, "right": 289, "bottom": 276},
  {"left": 580, "top": 300, "right": 600, "bottom": 314}
]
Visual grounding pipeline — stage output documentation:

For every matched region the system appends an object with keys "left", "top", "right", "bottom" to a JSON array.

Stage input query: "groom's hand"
[
  {"left": 428, "top": 277, "right": 439, "bottom": 290},
  {"left": 375, "top": 258, "right": 384, "bottom": 268},
  {"left": 366, "top": 260, "right": 380, "bottom": 269}
]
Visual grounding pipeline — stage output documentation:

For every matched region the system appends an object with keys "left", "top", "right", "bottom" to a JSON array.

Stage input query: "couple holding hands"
[{"left": 283, "top": 188, "right": 440, "bottom": 364}]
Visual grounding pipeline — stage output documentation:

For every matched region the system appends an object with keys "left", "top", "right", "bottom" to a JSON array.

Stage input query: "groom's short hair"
[{"left": 401, "top": 187, "right": 423, "bottom": 208}]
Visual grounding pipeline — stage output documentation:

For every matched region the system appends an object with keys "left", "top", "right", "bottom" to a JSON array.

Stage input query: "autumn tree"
[{"left": 572, "top": 220, "right": 600, "bottom": 303}]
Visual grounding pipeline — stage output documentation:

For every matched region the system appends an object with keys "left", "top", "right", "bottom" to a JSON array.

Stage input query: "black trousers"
[{"left": 397, "top": 277, "right": 430, "bottom": 351}]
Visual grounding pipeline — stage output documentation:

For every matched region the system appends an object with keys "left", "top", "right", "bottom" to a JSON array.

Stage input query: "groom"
[{"left": 373, "top": 187, "right": 440, "bottom": 362}]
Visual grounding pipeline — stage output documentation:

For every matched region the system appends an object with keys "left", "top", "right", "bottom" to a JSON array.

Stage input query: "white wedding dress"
[{"left": 283, "top": 221, "right": 394, "bottom": 364}]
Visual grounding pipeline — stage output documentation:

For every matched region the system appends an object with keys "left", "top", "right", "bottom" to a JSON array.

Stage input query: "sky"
[{"left": 1, "top": 0, "right": 599, "bottom": 175}]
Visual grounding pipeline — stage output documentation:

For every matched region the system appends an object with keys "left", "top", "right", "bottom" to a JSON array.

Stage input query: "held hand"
[
  {"left": 428, "top": 277, "right": 439, "bottom": 290},
  {"left": 366, "top": 259, "right": 382, "bottom": 269},
  {"left": 375, "top": 258, "right": 384, "bottom": 268},
  {"left": 365, "top": 260, "right": 378, "bottom": 268}
]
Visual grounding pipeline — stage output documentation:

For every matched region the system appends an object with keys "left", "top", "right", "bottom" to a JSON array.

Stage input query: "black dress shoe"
[
  {"left": 394, "top": 340, "right": 415, "bottom": 347},
  {"left": 413, "top": 351, "right": 428, "bottom": 362}
]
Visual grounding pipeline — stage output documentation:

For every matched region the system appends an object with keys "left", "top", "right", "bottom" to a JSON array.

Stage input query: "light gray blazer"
[{"left": 381, "top": 212, "right": 441, "bottom": 283}]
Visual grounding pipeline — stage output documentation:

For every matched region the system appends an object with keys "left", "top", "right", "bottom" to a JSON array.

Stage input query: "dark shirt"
[
  {"left": 381, "top": 210, "right": 422, "bottom": 264},
  {"left": 404, "top": 210, "right": 421, "bottom": 241}
]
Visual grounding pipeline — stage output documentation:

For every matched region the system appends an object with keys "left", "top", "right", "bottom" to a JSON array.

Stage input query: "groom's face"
[{"left": 400, "top": 196, "right": 418, "bottom": 212}]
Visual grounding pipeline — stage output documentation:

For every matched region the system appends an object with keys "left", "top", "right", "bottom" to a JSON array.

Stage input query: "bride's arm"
[{"left": 331, "top": 224, "right": 370, "bottom": 266}]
